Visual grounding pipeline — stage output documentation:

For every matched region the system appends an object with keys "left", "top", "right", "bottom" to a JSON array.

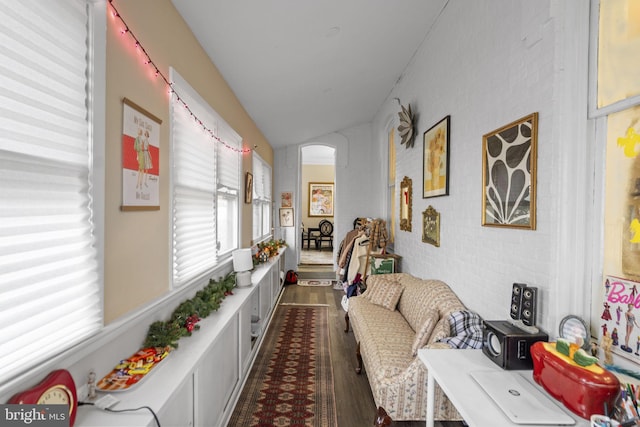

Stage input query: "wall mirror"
[
  {"left": 400, "top": 176, "right": 412, "bottom": 232},
  {"left": 559, "top": 315, "right": 589, "bottom": 350}
]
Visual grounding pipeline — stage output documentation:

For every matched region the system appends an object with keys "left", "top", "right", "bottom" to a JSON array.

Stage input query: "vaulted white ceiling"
[{"left": 171, "top": 0, "right": 447, "bottom": 148}]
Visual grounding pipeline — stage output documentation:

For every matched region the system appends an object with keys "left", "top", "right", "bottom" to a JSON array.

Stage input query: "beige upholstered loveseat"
[{"left": 347, "top": 273, "right": 467, "bottom": 422}]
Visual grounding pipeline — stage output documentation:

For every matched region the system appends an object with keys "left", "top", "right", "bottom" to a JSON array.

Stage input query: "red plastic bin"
[{"left": 531, "top": 341, "right": 620, "bottom": 420}]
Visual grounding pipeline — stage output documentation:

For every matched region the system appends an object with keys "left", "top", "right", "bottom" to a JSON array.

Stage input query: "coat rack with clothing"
[{"left": 336, "top": 218, "right": 390, "bottom": 290}]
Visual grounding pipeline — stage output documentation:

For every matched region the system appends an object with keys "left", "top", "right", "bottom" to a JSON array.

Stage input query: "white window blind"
[
  {"left": 218, "top": 127, "right": 241, "bottom": 192},
  {"left": 171, "top": 71, "right": 217, "bottom": 287},
  {"left": 217, "top": 127, "right": 241, "bottom": 255},
  {"left": 171, "top": 69, "right": 241, "bottom": 286},
  {"left": 0, "top": 0, "right": 101, "bottom": 384},
  {"left": 252, "top": 152, "right": 272, "bottom": 241}
]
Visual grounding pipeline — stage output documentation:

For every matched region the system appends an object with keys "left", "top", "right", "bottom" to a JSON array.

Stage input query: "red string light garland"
[{"left": 108, "top": 0, "right": 251, "bottom": 154}]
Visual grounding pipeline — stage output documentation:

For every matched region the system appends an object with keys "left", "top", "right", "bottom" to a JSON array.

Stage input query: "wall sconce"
[{"left": 232, "top": 248, "right": 253, "bottom": 287}]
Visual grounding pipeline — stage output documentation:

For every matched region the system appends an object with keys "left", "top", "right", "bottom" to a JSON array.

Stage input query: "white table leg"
[{"left": 426, "top": 369, "right": 435, "bottom": 427}]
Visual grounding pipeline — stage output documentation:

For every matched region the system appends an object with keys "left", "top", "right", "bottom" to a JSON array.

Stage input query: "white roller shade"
[{"left": 0, "top": 0, "right": 101, "bottom": 384}]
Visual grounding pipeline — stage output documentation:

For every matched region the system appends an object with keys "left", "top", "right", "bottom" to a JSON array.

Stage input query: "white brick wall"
[
  {"left": 371, "top": 0, "right": 592, "bottom": 334},
  {"left": 275, "top": 0, "right": 593, "bottom": 337}
]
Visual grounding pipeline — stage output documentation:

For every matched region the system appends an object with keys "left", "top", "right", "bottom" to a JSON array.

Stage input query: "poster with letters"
[
  {"left": 600, "top": 275, "right": 640, "bottom": 362},
  {"left": 121, "top": 98, "right": 161, "bottom": 210}
]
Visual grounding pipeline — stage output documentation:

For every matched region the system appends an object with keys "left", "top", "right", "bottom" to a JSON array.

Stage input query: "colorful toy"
[
  {"left": 531, "top": 341, "right": 620, "bottom": 419},
  {"left": 96, "top": 346, "right": 170, "bottom": 392}
]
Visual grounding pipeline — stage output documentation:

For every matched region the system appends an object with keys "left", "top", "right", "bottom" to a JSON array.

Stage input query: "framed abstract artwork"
[
  {"left": 482, "top": 113, "right": 538, "bottom": 229},
  {"left": 423, "top": 115, "right": 450, "bottom": 198}
]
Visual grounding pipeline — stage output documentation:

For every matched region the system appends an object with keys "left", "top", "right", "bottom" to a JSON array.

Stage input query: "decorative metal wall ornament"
[
  {"left": 422, "top": 205, "right": 440, "bottom": 247},
  {"left": 397, "top": 103, "right": 416, "bottom": 148}
]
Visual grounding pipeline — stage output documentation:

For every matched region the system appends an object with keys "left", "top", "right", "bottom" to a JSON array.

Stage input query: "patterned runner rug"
[
  {"left": 297, "top": 279, "right": 336, "bottom": 287},
  {"left": 229, "top": 304, "right": 337, "bottom": 426}
]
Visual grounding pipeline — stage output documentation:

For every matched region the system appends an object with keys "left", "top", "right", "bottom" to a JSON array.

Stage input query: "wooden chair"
[
  {"left": 373, "top": 407, "right": 391, "bottom": 427},
  {"left": 314, "top": 219, "right": 333, "bottom": 250},
  {"left": 301, "top": 223, "right": 308, "bottom": 249}
]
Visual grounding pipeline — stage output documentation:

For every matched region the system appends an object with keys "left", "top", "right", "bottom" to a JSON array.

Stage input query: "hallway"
[
  {"left": 299, "top": 248, "right": 334, "bottom": 265},
  {"left": 279, "top": 282, "right": 464, "bottom": 426}
]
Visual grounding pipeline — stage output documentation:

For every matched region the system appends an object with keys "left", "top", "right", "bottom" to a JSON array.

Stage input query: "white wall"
[
  {"left": 274, "top": 124, "right": 385, "bottom": 272},
  {"left": 371, "top": 0, "right": 592, "bottom": 336},
  {"left": 274, "top": 0, "right": 593, "bottom": 338}
]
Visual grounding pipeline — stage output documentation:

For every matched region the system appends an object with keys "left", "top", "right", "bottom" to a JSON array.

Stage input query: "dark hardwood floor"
[{"left": 277, "top": 280, "right": 465, "bottom": 427}]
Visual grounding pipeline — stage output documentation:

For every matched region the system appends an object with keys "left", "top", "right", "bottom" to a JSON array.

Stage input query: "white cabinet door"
[
  {"left": 271, "top": 266, "right": 280, "bottom": 303},
  {"left": 238, "top": 298, "right": 253, "bottom": 375},
  {"left": 194, "top": 319, "right": 239, "bottom": 427},
  {"left": 157, "top": 375, "right": 193, "bottom": 427},
  {"left": 259, "top": 274, "right": 271, "bottom": 322}
]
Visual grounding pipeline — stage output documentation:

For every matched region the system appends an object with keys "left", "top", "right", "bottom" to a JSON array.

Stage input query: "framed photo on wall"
[
  {"left": 308, "top": 182, "right": 334, "bottom": 217},
  {"left": 121, "top": 98, "right": 162, "bottom": 211},
  {"left": 281, "top": 191, "right": 292, "bottom": 207},
  {"left": 423, "top": 115, "right": 450, "bottom": 198},
  {"left": 482, "top": 113, "right": 538, "bottom": 229},
  {"left": 422, "top": 205, "right": 440, "bottom": 247},
  {"left": 279, "top": 208, "right": 294, "bottom": 227},
  {"left": 245, "top": 172, "right": 253, "bottom": 203}
]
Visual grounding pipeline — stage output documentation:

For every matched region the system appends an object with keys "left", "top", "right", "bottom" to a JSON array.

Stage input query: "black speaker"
[
  {"left": 510, "top": 283, "right": 525, "bottom": 321},
  {"left": 521, "top": 287, "right": 537, "bottom": 327},
  {"left": 482, "top": 320, "right": 548, "bottom": 370}
]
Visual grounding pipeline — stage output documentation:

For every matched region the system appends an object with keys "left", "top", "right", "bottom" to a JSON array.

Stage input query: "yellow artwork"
[
  {"left": 422, "top": 116, "right": 450, "bottom": 198},
  {"left": 425, "top": 129, "right": 446, "bottom": 191},
  {"left": 617, "top": 127, "right": 640, "bottom": 158},
  {"left": 604, "top": 106, "right": 640, "bottom": 277},
  {"left": 598, "top": 0, "right": 640, "bottom": 107},
  {"left": 630, "top": 218, "right": 640, "bottom": 243}
]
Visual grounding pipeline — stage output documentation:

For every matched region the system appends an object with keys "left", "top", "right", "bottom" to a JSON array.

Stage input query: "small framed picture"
[
  {"left": 308, "top": 182, "right": 334, "bottom": 217},
  {"left": 245, "top": 172, "right": 253, "bottom": 204},
  {"left": 281, "top": 191, "right": 292, "bottom": 207},
  {"left": 279, "top": 208, "right": 294, "bottom": 227},
  {"left": 422, "top": 205, "right": 440, "bottom": 247}
]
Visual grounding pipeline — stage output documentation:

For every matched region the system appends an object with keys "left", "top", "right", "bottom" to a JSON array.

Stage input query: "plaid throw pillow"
[{"left": 438, "top": 310, "right": 484, "bottom": 349}]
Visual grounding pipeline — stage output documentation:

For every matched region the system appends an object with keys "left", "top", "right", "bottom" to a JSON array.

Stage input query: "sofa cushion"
[
  {"left": 411, "top": 309, "right": 439, "bottom": 356},
  {"left": 349, "top": 298, "right": 415, "bottom": 381},
  {"left": 363, "top": 274, "right": 393, "bottom": 300},
  {"left": 367, "top": 280, "right": 404, "bottom": 311},
  {"left": 438, "top": 310, "right": 484, "bottom": 349},
  {"left": 397, "top": 276, "right": 464, "bottom": 334}
]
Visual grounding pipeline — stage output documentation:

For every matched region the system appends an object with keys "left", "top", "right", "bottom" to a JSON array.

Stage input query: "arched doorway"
[{"left": 299, "top": 145, "right": 335, "bottom": 271}]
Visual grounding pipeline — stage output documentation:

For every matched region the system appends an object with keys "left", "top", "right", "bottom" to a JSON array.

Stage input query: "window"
[
  {"left": 387, "top": 127, "right": 396, "bottom": 246},
  {"left": 592, "top": 0, "right": 640, "bottom": 333},
  {"left": 596, "top": 0, "right": 640, "bottom": 108},
  {"left": 0, "top": 0, "right": 102, "bottom": 385},
  {"left": 252, "top": 152, "right": 272, "bottom": 242},
  {"left": 171, "top": 69, "right": 241, "bottom": 288},
  {"left": 216, "top": 126, "right": 240, "bottom": 256}
]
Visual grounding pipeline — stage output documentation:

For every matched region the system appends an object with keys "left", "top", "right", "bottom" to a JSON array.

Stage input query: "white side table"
[{"left": 417, "top": 348, "right": 589, "bottom": 427}]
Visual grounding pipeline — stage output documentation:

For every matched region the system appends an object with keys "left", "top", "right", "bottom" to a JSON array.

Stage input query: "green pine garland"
[{"left": 143, "top": 272, "right": 237, "bottom": 349}]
